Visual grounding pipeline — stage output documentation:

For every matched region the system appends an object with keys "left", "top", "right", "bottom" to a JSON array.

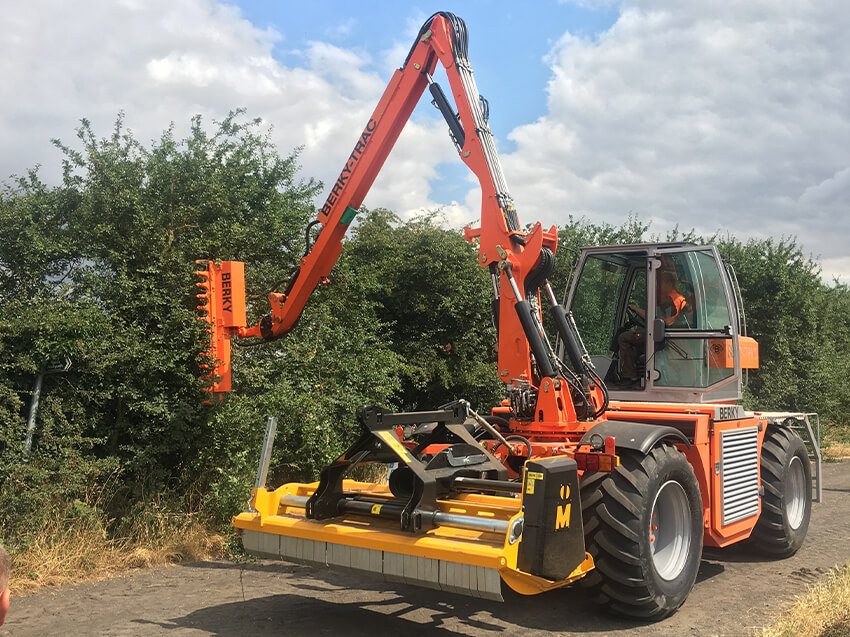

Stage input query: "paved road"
[{"left": 4, "top": 460, "right": 849, "bottom": 637}]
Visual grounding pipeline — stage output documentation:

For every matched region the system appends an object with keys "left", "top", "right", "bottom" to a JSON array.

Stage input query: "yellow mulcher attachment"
[{"left": 232, "top": 403, "right": 594, "bottom": 600}]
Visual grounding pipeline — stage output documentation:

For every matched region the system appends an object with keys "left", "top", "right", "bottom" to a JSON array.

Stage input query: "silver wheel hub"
[
  {"left": 786, "top": 455, "right": 807, "bottom": 530},
  {"left": 650, "top": 480, "right": 692, "bottom": 581}
]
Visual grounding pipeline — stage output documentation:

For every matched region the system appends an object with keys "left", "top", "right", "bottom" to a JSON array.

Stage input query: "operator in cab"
[{"left": 617, "top": 269, "right": 687, "bottom": 387}]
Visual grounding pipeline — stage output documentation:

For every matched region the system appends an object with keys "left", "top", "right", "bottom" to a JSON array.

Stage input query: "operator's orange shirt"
[{"left": 659, "top": 290, "right": 687, "bottom": 326}]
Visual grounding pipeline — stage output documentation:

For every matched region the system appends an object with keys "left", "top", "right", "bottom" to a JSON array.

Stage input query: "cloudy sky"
[{"left": 3, "top": 0, "right": 849, "bottom": 279}]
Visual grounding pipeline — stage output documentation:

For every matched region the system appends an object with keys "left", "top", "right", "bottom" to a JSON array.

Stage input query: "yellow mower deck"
[{"left": 233, "top": 480, "right": 594, "bottom": 600}]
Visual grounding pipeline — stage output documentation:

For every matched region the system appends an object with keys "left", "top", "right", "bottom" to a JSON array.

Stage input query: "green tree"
[
  {"left": 343, "top": 208, "right": 503, "bottom": 412},
  {"left": 717, "top": 236, "right": 850, "bottom": 429},
  {"left": 0, "top": 111, "right": 401, "bottom": 537},
  {"left": 3, "top": 107, "right": 849, "bottom": 555}
]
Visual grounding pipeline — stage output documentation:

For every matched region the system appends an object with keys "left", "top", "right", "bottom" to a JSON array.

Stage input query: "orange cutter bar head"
[{"left": 195, "top": 260, "right": 247, "bottom": 394}]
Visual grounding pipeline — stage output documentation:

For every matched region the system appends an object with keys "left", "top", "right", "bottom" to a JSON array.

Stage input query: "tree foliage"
[
  {"left": 344, "top": 208, "right": 503, "bottom": 411},
  {"left": 715, "top": 236, "right": 850, "bottom": 421},
  {"left": 1, "top": 112, "right": 848, "bottom": 551},
  {"left": 0, "top": 111, "right": 371, "bottom": 540}
]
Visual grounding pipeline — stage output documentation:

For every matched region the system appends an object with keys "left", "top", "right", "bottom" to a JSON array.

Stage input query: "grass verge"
[
  {"left": 823, "top": 440, "right": 850, "bottom": 462},
  {"left": 8, "top": 501, "right": 226, "bottom": 596},
  {"left": 761, "top": 564, "right": 850, "bottom": 637}
]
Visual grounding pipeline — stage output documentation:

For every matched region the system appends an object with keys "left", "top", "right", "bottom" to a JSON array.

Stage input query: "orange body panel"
[
  {"left": 709, "top": 336, "right": 759, "bottom": 369},
  {"left": 707, "top": 416, "right": 766, "bottom": 546},
  {"left": 603, "top": 401, "right": 765, "bottom": 547}
]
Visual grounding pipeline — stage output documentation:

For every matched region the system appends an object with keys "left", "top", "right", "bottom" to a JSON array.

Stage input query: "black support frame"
[{"left": 306, "top": 401, "right": 509, "bottom": 532}]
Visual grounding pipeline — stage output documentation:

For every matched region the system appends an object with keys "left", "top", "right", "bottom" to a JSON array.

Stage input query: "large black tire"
[
  {"left": 580, "top": 444, "right": 703, "bottom": 620},
  {"left": 750, "top": 426, "right": 812, "bottom": 557}
]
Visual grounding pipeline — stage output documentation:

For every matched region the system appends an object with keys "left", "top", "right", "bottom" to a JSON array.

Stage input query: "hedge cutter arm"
[{"left": 196, "top": 12, "right": 566, "bottom": 396}]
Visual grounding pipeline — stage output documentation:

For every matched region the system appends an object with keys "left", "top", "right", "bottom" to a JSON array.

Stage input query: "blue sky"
[
  {"left": 229, "top": 1, "right": 621, "bottom": 207},
  {"left": 3, "top": 1, "right": 850, "bottom": 279},
  {"left": 232, "top": 1, "right": 619, "bottom": 145}
]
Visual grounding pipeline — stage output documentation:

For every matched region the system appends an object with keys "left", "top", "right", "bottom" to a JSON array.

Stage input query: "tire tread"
[
  {"left": 750, "top": 426, "right": 811, "bottom": 557},
  {"left": 580, "top": 443, "right": 702, "bottom": 620}
]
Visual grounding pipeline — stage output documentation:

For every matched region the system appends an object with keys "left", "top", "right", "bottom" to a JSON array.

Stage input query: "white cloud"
[
  {"left": 324, "top": 17, "right": 356, "bottom": 40},
  {"left": 6, "top": 0, "right": 849, "bottom": 281},
  {"left": 501, "top": 0, "right": 850, "bottom": 277},
  {"left": 378, "top": 10, "right": 429, "bottom": 77},
  {"left": 0, "top": 0, "right": 455, "bottom": 223},
  {"left": 821, "top": 256, "right": 850, "bottom": 283}
]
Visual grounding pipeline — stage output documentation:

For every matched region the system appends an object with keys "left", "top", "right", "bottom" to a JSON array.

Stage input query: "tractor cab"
[{"left": 563, "top": 243, "right": 757, "bottom": 403}]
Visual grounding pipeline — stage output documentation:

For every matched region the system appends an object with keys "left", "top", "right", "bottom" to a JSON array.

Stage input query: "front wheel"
[
  {"left": 580, "top": 444, "right": 703, "bottom": 620},
  {"left": 750, "top": 426, "right": 812, "bottom": 557}
]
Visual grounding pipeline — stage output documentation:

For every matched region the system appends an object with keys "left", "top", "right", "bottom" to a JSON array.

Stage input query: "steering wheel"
[{"left": 626, "top": 304, "right": 645, "bottom": 328}]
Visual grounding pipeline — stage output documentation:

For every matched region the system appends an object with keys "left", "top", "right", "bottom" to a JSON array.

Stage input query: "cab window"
[
  {"left": 660, "top": 251, "right": 732, "bottom": 332},
  {"left": 654, "top": 250, "right": 735, "bottom": 388},
  {"left": 571, "top": 255, "right": 628, "bottom": 356}
]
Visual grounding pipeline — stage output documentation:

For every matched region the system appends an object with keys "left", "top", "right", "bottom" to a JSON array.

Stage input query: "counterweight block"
[{"left": 518, "top": 457, "right": 585, "bottom": 581}]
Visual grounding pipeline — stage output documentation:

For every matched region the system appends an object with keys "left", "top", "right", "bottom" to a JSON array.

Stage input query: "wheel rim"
[
  {"left": 650, "top": 480, "right": 692, "bottom": 581},
  {"left": 786, "top": 455, "right": 807, "bottom": 530}
]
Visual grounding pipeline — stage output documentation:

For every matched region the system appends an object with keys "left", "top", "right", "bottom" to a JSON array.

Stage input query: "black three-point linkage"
[{"left": 306, "top": 401, "right": 508, "bottom": 532}]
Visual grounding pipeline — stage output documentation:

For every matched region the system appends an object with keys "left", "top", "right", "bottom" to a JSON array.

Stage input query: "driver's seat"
[{"left": 605, "top": 330, "right": 646, "bottom": 389}]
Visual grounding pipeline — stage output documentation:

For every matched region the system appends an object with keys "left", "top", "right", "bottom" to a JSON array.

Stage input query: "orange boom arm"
[{"left": 197, "top": 13, "right": 586, "bottom": 410}]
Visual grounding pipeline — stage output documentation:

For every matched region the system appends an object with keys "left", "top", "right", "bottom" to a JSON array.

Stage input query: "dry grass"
[
  {"left": 9, "top": 505, "right": 225, "bottom": 596},
  {"left": 823, "top": 440, "right": 850, "bottom": 462},
  {"left": 761, "top": 564, "right": 850, "bottom": 637}
]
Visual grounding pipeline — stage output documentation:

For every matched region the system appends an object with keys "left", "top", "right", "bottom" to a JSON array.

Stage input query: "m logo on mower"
[{"left": 555, "top": 483, "right": 571, "bottom": 530}]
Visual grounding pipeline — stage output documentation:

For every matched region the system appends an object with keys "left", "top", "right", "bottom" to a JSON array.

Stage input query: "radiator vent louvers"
[{"left": 721, "top": 427, "right": 760, "bottom": 525}]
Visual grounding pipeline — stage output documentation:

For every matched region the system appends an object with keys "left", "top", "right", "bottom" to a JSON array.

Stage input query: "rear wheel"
[
  {"left": 580, "top": 443, "right": 703, "bottom": 620},
  {"left": 750, "top": 426, "right": 811, "bottom": 557}
]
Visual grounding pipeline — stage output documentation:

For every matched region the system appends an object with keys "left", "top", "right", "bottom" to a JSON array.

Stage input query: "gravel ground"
[{"left": 3, "top": 459, "right": 848, "bottom": 637}]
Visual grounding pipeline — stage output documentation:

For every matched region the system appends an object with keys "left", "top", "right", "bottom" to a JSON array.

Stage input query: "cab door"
[{"left": 649, "top": 245, "right": 742, "bottom": 402}]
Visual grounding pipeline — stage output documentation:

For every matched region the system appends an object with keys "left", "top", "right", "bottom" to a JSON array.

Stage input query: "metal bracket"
[
  {"left": 306, "top": 401, "right": 508, "bottom": 532},
  {"left": 254, "top": 416, "right": 278, "bottom": 490}
]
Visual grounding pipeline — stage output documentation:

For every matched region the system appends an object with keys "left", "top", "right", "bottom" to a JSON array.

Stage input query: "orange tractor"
[{"left": 195, "top": 12, "right": 820, "bottom": 619}]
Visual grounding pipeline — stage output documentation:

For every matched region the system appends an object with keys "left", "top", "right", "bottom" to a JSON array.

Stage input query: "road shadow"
[
  {"left": 154, "top": 558, "right": 729, "bottom": 636},
  {"left": 695, "top": 559, "right": 725, "bottom": 583},
  {"left": 187, "top": 559, "right": 299, "bottom": 575},
  {"left": 702, "top": 544, "right": 776, "bottom": 564},
  {"left": 135, "top": 587, "right": 637, "bottom": 636}
]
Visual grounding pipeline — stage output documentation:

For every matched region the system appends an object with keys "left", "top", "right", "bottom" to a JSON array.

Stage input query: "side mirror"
[{"left": 653, "top": 318, "right": 666, "bottom": 343}]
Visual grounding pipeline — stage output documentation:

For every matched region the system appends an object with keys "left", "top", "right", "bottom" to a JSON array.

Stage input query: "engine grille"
[{"left": 721, "top": 426, "right": 760, "bottom": 525}]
